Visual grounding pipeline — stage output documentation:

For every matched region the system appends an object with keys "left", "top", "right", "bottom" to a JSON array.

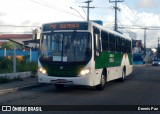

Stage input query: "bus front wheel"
[{"left": 96, "top": 71, "right": 106, "bottom": 90}]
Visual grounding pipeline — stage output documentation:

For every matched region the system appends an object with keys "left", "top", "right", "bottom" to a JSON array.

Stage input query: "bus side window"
[
  {"left": 101, "top": 30, "right": 109, "bottom": 51},
  {"left": 119, "top": 37, "right": 122, "bottom": 52},
  {"left": 128, "top": 40, "right": 131, "bottom": 53},
  {"left": 122, "top": 38, "right": 126, "bottom": 53},
  {"left": 115, "top": 36, "right": 118, "bottom": 52},
  {"left": 109, "top": 33, "right": 115, "bottom": 52},
  {"left": 116, "top": 36, "right": 121, "bottom": 52}
]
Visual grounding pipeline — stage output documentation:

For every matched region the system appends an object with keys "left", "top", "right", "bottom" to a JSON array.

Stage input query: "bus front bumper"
[{"left": 38, "top": 72, "right": 94, "bottom": 86}]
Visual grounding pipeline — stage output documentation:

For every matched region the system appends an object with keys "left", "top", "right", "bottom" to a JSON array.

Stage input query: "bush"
[
  {"left": 0, "top": 77, "right": 11, "bottom": 84},
  {"left": 17, "top": 62, "right": 37, "bottom": 73},
  {"left": 0, "top": 57, "right": 37, "bottom": 74},
  {"left": 0, "top": 57, "right": 12, "bottom": 69}
]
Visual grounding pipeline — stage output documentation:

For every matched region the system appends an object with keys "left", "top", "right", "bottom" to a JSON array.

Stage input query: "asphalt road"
[{"left": 0, "top": 65, "right": 160, "bottom": 113}]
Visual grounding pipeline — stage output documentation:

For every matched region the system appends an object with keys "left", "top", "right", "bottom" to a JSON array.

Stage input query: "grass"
[
  {"left": 0, "top": 57, "right": 38, "bottom": 84},
  {"left": 0, "top": 76, "right": 23, "bottom": 84},
  {"left": 0, "top": 77, "right": 11, "bottom": 84},
  {"left": 0, "top": 61, "right": 37, "bottom": 75},
  {"left": 0, "top": 56, "right": 38, "bottom": 75}
]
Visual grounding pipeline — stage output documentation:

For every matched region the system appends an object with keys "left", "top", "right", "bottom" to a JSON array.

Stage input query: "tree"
[
  {"left": 157, "top": 47, "right": 160, "bottom": 59},
  {"left": 1, "top": 42, "right": 13, "bottom": 49}
]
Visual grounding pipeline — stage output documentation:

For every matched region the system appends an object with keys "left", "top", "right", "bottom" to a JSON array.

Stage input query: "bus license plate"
[{"left": 57, "top": 79, "right": 67, "bottom": 83}]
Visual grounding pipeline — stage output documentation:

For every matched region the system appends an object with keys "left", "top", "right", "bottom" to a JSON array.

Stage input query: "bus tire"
[
  {"left": 96, "top": 71, "right": 106, "bottom": 90},
  {"left": 120, "top": 69, "right": 126, "bottom": 82},
  {"left": 54, "top": 84, "right": 64, "bottom": 89}
]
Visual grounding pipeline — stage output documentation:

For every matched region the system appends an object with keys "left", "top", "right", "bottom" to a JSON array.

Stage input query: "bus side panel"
[
  {"left": 107, "top": 66, "right": 123, "bottom": 81},
  {"left": 121, "top": 53, "right": 133, "bottom": 76},
  {"left": 95, "top": 52, "right": 124, "bottom": 69},
  {"left": 95, "top": 52, "right": 133, "bottom": 81}
]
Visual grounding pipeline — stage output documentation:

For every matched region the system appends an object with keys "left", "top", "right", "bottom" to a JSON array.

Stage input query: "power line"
[
  {"left": 119, "top": 9, "right": 134, "bottom": 25},
  {"left": 30, "top": 0, "right": 83, "bottom": 18},
  {"left": 118, "top": 25, "right": 158, "bottom": 48},
  {"left": 70, "top": 7, "right": 85, "bottom": 21},
  {"left": 79, "top": 6, "right": 87, "bottom": 18},
  {"left": 0, "top": 25, "right": 39, "bottom": 28},
  {"left": 122, "top": 1, "right": 145, "bottom": 26},
  {"left": 119, "top": 4, "right": 136, "bottom": 25},
  {"left": 0, "top": 32, "right": 32, "bottom": 34},
  {"left": 117, "top": 19, "right": 135, "bottom": 39},
  {"left": 118, "top": 25, "right": 160, "bottom": 30}
]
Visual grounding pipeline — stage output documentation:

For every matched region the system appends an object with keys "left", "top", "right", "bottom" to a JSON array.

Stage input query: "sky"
[{"left": 0, "top": 0, "right": 160, "bottom": 48}]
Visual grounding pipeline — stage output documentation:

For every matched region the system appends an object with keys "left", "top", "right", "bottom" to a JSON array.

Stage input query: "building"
[{"left": 0, "top": 34, "right": 38, "bottom": 50}]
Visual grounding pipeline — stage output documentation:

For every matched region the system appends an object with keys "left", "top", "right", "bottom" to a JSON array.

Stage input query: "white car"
[{"left": 152, "top": 60, "right": 160, "bottom": 66}]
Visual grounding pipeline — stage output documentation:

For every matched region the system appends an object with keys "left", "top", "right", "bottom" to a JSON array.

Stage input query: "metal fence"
[{"left": 0, "top": 49, "right": 38, "bottom": 61}]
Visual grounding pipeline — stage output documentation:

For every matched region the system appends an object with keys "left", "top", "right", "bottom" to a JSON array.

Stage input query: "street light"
[{"left": 70, "top": 7, "right": 85, "bottom": 21}]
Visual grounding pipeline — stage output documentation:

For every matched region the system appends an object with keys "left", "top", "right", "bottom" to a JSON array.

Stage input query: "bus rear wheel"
[
  {"left": 54, "top": 84, "right": 64, "bottom": 89},
  {"left": 96, "top": 71, "right": 106, "bottom": 90}
]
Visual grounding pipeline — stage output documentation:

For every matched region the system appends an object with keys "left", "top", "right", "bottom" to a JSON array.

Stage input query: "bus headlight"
[
  {"left": 38, "top": 67, "right": 47, "bottom": 75},
  {"left": 80, "top": 68, "right": 91, "bottom": 76}
]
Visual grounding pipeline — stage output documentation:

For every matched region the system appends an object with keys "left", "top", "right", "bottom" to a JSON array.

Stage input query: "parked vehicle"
[{"left": 152, "top": 60, "right": 160, "bottom": 66}]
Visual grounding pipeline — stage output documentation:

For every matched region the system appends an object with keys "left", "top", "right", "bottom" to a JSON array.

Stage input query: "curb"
[
  {"left": 0, "top": 83, "right": 40, "bottom": 95},
  {"left": 0, "top": 72, "right": 32, "bottom": 79},
  {"left": 0, "top": 83, "right": 50, "bottom": 95}
]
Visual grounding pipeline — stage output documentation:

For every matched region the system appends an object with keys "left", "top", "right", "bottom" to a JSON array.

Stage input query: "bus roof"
[
  {"left": 42, "top": 21, "right": 131, "bottom": 40},
  {"left": 89, "top": 21, "right": 131, "bottom": 40}
]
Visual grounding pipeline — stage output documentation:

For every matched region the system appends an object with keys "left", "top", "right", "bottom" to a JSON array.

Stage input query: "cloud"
[
  {"left": 0, "top": 12, "right": 6, "bottom": 24},
  {"left": 136, "top": 0, "right": 159, "bottom": 8},
  {"left": 104, "top": 3, "right": 160, "bottom": 48},
  {"left": 0, "top": 12, "right": 6, "bottom": 17},
  {"left": 136, "top": 13, "right": 160, "bottom": 26}
]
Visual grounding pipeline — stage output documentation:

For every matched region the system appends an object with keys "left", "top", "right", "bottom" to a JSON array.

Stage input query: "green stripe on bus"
[{"left": 95, "top": 52, "right": 132, "bottom": 69}]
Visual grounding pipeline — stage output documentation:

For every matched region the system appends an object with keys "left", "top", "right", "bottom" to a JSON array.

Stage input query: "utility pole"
[
  {"left": 80, "top": 0, "right": 95, "bottom": 21},
  {"left": 158, "top": 37, "right": 160, "bottom": 59},
  {"left": 158, "top": 38, "right": 160, "bottom": 48},
  {"left": 13, "top": 43, "right": 16, "bottom": 73},
  {"left": 144, "top": 28, "right": 147, "bottom": 55},
  {"left": 109, "top": 0, "right": 124, "bottom": 31},
  {"left": 142, "top": 27, "right": 148, "bottom": 55}
]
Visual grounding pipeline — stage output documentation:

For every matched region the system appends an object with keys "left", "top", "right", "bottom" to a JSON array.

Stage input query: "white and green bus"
[{"left": 38, "top": 21, "right": 133, "bottom": 90}]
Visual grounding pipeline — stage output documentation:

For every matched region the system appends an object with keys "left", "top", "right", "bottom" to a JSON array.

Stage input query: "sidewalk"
[
  {"left": 0, "top": 77, "right": 39, "bottom": 95},
  {"left": 133, "top": 63, "right": 151, "bottom": 67}
]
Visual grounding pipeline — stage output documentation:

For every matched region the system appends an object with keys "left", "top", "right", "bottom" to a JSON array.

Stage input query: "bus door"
[{"left": 93, "top": 26, "right": 101, "bottom": 60}]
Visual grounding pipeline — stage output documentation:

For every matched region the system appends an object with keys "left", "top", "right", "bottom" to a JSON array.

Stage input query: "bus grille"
[{"left": 44, "top": 65, "right": 84, "bottom": 77}]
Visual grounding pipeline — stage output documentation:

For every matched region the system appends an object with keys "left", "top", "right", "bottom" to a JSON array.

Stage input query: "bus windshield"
[{"left": 40, "top": 32, "right": 92, "bottom": 62}]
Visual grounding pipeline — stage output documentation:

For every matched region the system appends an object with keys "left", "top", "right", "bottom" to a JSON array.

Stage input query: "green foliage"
[
  {"left": 157, "top": 47, "right": 160, "bottom": 58},
  {"left": 12, "top": 76, "right": 23, "bottom": 81},
  {"left": 0, "top": 42, "right": 13, "bottom": 49},
  {"left": 16, "top": 62, "right": 37, "bottom": 73},
  {"left": 0, "top": 57, "right": 38, "bottom": 75},
  {"left": 0, "top": 77, "right": 11, "bottom": 84},
  {"left": 0, "top": 57, "right": 13, "bottom": 72},
  {"left": 0, "top": 76, "right": 23, "bottom": 84}
]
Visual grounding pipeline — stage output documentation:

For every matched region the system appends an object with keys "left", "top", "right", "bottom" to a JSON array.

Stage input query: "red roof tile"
[
  {"left": 0, "top": 34, "right": 32, "bottom": 40},
  {"left": 0, "top": 42, "right": 5, "bottom": 45}
]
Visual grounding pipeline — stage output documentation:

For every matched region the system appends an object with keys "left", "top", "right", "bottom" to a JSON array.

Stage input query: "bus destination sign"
[{"left": 43, "top": 22, "right": 88, "bottom": 31}]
